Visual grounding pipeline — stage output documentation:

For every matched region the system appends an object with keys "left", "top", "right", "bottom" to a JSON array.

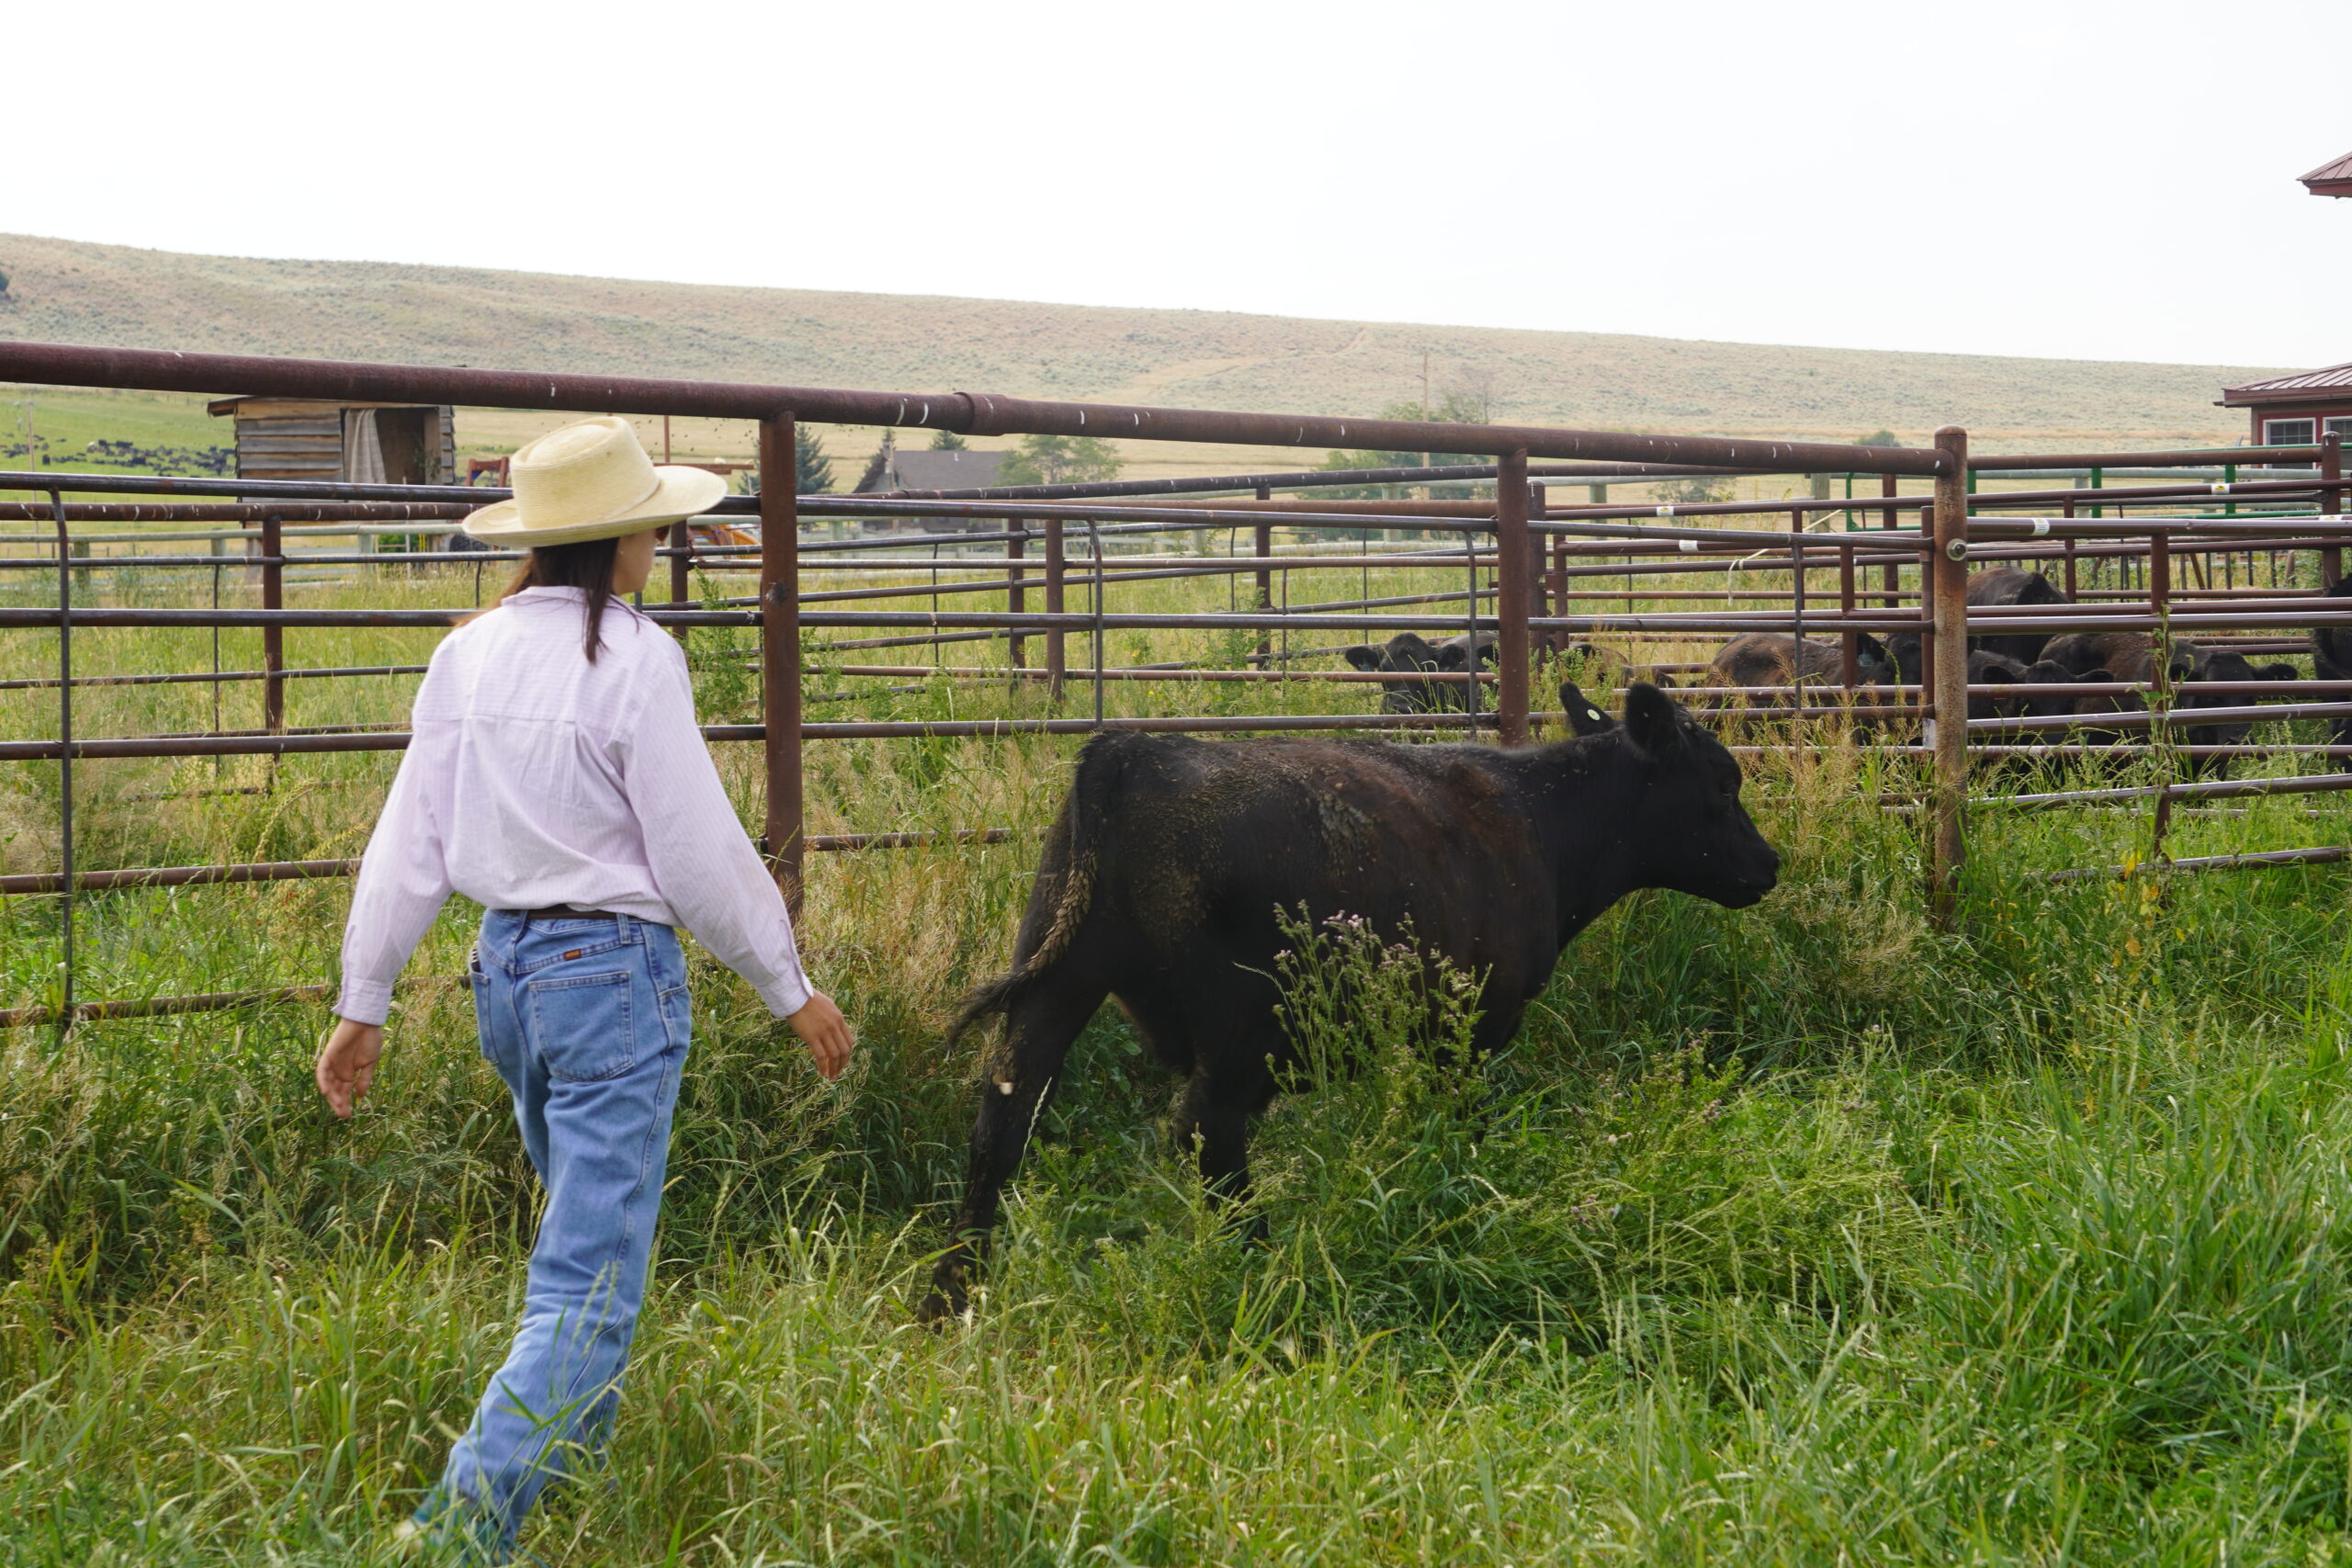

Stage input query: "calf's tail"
[{"left": 944, "top": 733, "right": 1131, "bottom": 1044}]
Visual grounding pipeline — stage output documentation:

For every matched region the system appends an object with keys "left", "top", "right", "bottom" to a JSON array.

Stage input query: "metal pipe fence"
[{"left": 4, "top": 337, "right": 2350, "bottom": 1027}]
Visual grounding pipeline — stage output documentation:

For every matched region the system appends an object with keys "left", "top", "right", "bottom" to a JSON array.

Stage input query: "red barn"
[{"left": 2219, "top": 366, "right": 2352, "bottom": 449}]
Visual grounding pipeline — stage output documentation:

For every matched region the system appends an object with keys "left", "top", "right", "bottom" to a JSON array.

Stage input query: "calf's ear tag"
[
  {"left": 1586, "top": 707, "right": 1605, "bottom": 723},
  {"left": 997, "top": 1080, "right": 1015, "bottom": 1096}
]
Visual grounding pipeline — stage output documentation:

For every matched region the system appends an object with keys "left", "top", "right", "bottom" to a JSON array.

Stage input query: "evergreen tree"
[
  {"left": 929, "top": 430, "right": 969, "bottom": 451},
  {"left": 797, "top": 424, "right": 835, "bottom": 494}
]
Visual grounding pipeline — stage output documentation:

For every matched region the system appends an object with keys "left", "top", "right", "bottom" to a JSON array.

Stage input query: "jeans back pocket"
[{"left": 526, "top": 968, "right": 643, "bottom": 1083}]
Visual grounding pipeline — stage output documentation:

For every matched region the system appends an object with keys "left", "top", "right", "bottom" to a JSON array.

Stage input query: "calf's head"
[
  {"left": 1582, "top": 681, "right": 1781, "bottom": 908},
  {"left": 1342, "top": 633, "right": 1494, "bottom": 714}
]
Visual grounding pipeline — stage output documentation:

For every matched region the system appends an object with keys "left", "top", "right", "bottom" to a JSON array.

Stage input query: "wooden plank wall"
[
  {"left": 226, "top": 400, "right": 455, "bottom": 484},
  {"left": 234, "top": 411, "right": 343, "bottom": 482}
]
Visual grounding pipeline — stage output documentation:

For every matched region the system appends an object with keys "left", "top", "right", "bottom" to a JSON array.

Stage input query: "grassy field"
[
  {"left": 6, "top": 541, "right": 2352, "bottom": 1563},
  {"left": 0, "top": 231, "right": 2292, "bottom": 451}
]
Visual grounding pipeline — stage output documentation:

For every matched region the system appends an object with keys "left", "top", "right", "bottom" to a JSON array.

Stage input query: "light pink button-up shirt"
[{"left": 334, "top": 586, "right": 812, "bottom": 1025}]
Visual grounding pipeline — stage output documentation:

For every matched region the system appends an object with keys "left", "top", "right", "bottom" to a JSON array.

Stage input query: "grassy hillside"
[{"left": 0, "top": 231, "right": 2293, "bottom": 457}]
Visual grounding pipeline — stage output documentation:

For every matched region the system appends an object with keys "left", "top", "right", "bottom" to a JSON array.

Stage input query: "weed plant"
[{"left": 2, "top": 545, "right": 2351, "bottom": 1561}]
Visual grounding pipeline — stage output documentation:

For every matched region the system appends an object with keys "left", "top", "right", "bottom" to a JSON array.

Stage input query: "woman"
[{"left": 313, "top": 416, "right": 854, "bottom": 1555}]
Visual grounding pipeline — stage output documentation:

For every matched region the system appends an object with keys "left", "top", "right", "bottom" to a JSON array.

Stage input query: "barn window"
[
  {"left": 2327, "top": 416, "right": 2352, "bottom": 446},
  {"left": 2265, "top": 417, "right": 2316, "bottom": 446}
]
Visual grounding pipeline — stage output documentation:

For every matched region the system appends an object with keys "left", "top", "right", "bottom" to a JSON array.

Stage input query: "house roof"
[
  {"left": 2301, "top": 148, "right": 2352, "bottom": 197},
  {"left": 2221, "top": 362, "right": 2352, "bottom": 406},
  {"left": 855, "top": 447, "right": 1010, "bottom": 493}
]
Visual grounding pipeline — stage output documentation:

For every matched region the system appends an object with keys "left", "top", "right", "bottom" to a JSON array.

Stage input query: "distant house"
[
  {"left": 2218, "top": 366, "right": 2352, "bottom": 450},
  {"left": 851, "top": 444, "right": 1012, "bottom": 534},
  {"left": 854, "top": 446, "right": 1012, "bottom": 495}
]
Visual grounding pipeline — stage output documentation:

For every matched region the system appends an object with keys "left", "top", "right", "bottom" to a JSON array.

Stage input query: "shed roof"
[
  {"left": 206, "top": 396, "right": 446, "bottom": 417},
  {"left": 2302, "top": 149, "right": 2352, "bottom": 197},
  {"left": 2221, "top": 363, "right": 2352, "bottom": 406}
]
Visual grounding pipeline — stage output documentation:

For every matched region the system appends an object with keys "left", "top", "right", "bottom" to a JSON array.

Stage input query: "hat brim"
[{"left": 461, "top": 466, "right": 732, "bottom": 547}]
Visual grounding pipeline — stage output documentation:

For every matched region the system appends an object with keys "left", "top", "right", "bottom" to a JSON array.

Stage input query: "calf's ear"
[
  {"left": 1342, "top": 646, "right": 1383, "bottom": 671},
  {"left": 1476, "top": 639, "right": 1499, "bottom": 667},
  {"left": 1436, "top": 643, "right": 1469, "bottom": 670},
  {"left": 1559, "top": 682, "right": 1617, "bottom": 737},
  {"left": 2258, "top": 662, "right": 2300, "bottom": 682},
  {"left": 1623, "top": 682, "right": 1687, "bottom": 758}
]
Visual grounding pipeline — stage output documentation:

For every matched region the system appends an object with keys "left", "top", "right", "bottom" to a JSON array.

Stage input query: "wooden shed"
[
  {"left": 2218, "top": 364, "right": 2352, "bottom": 449},
  {"left": 207, "top": 397, "right": 457, "bottom": 487}
]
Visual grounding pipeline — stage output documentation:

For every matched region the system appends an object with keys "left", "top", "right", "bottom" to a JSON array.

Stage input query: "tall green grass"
[{"left": 4, "top": 547, "right": 2352, "bottom": 1561}]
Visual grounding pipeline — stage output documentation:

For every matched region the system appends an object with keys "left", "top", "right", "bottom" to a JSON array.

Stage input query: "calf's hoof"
[{"left": 915, "top": 1267, "right": 970, "bottom": 1325}]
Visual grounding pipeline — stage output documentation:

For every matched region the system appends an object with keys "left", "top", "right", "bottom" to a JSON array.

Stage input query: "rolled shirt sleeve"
[
  {"left": 620, "top": 642, "right": 813, "bottom": 1019},
  {"left": 335, "top": 712, "right": 458, "bottom": 1025}
]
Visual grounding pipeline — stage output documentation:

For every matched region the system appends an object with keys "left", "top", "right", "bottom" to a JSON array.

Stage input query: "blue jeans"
[{"left": 417, "top": 908, "right": 691, "bottom": 1556}]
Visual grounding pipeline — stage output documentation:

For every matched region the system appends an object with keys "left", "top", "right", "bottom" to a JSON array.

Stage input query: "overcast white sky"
[{"left": 13, "top": 0, "right": 2348, "bottom": 367}]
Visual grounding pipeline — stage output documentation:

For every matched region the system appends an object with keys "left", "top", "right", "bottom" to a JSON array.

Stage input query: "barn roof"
[
  {"left": 2221, "top": 363, "right": 2352, "bottom": 406},
  {"left": 2302, "top": 148, "right": 2352, "bottom": 197}
]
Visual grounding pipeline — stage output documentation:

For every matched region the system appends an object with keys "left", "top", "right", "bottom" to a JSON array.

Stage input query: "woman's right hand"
[
  {"left": 786, "top": 991, "right": 854, "bottom": 1080},
  {"left": 316, "top": 1018, "right": 385, "bottom": 1117}
]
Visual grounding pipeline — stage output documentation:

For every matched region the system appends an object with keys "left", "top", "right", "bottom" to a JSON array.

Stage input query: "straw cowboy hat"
[{"left": 462, "top": 416, "right": 729, "bottom": 547}]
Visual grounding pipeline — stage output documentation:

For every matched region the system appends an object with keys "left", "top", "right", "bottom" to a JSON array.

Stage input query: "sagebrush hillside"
[{"left": 0, "top": 232, "right": 2291, "bottom": 448}]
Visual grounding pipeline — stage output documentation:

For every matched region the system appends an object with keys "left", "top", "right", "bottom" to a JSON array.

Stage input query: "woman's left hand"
[{"left": 316, "top": 1019, "right": 385, "bottom": 1118}]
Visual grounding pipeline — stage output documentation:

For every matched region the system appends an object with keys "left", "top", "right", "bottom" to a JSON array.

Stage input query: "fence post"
[
  {"left": 1838, "top": 530, "right": 1859, "bottom": 687},
  {"left": 1495, "top": 448, "right": 1532, "bottom": 745},
  {"left": 1006, "top": 523, "right": 1027, "bottom": 671},
  {"left": 2062, "top": 500, "right": 2078, "bottom": 599},
  {"left": 1791, "top": 507, "right": 1806, "bottom": 650},
  {"left": 1929, "top": 427, "right": 1970, "bottom": 923},
  {"left": 757, "top": 414, "right": 805, "bottom": 918},
  {"left": 261, "top": 511, "right": 285, "bottom": 736},
  {"left": 669, "top": 519, "right": 693, "bottom": 646},
  {"left": 1527, "top": 481, "right": 1550, "bottom": 656},
  {"left": 1880, "top": 472, "right": 1900, "bottom": 608},
  {"left": 51, "top": 491, "right": 73, "bottom": 1040},
  {"left": 2324, "top": 433, "right": 2343, "bottom": 590},
  {"left": 1045, "top": 516, "right": 1067, "bottom": 702},
  {"left": 1253, "top": 485, "right": 1272, "bottom": 664},
  {"left": 1548, "top": 536, "right": 1569, "bottom": 654},
  {"left": 2150, "top": 527, "right": 2175, "bottom": 781}
]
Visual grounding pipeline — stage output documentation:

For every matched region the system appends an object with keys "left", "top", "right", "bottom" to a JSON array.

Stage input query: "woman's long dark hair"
[{"left": 494, "top": 536, "right": 621, "bottom": 662}]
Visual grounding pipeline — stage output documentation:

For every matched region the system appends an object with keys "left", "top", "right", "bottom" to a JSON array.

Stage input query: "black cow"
[
  {"left": 2314, "top": 576, "right": 2352, "bottom": 751},
  {"left": 920, "top": 682, "right": 1781, "bottom": 1318},
  {"left": 2035, "top": 632, "right": 2295, "bottom": 774},
  {"left": 1888, "top": 566, "right": 2075, "bottom": 680},
  {"left": 1340, "top": 632, "right": 1498, "bottom": 713},
  {"left": 1707, "top": 632, "right": 1895, "bottom": 693}
]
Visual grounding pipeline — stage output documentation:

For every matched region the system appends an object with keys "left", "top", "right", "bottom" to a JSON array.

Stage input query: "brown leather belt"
[{"left": 517, "top": 904, "right": 616, "bottom": 920}]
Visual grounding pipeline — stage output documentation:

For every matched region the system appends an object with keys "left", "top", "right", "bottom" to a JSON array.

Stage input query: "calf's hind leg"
[
  {"left": 1172, "top": 1072, "right": 1261, "bottom": 1208},
  {"left": 920, "top": 977, "right": 1107, "bottom": 1321},
  {"left": 1170, "top": 1020, "right": 1281, "bottom": 1222}
]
